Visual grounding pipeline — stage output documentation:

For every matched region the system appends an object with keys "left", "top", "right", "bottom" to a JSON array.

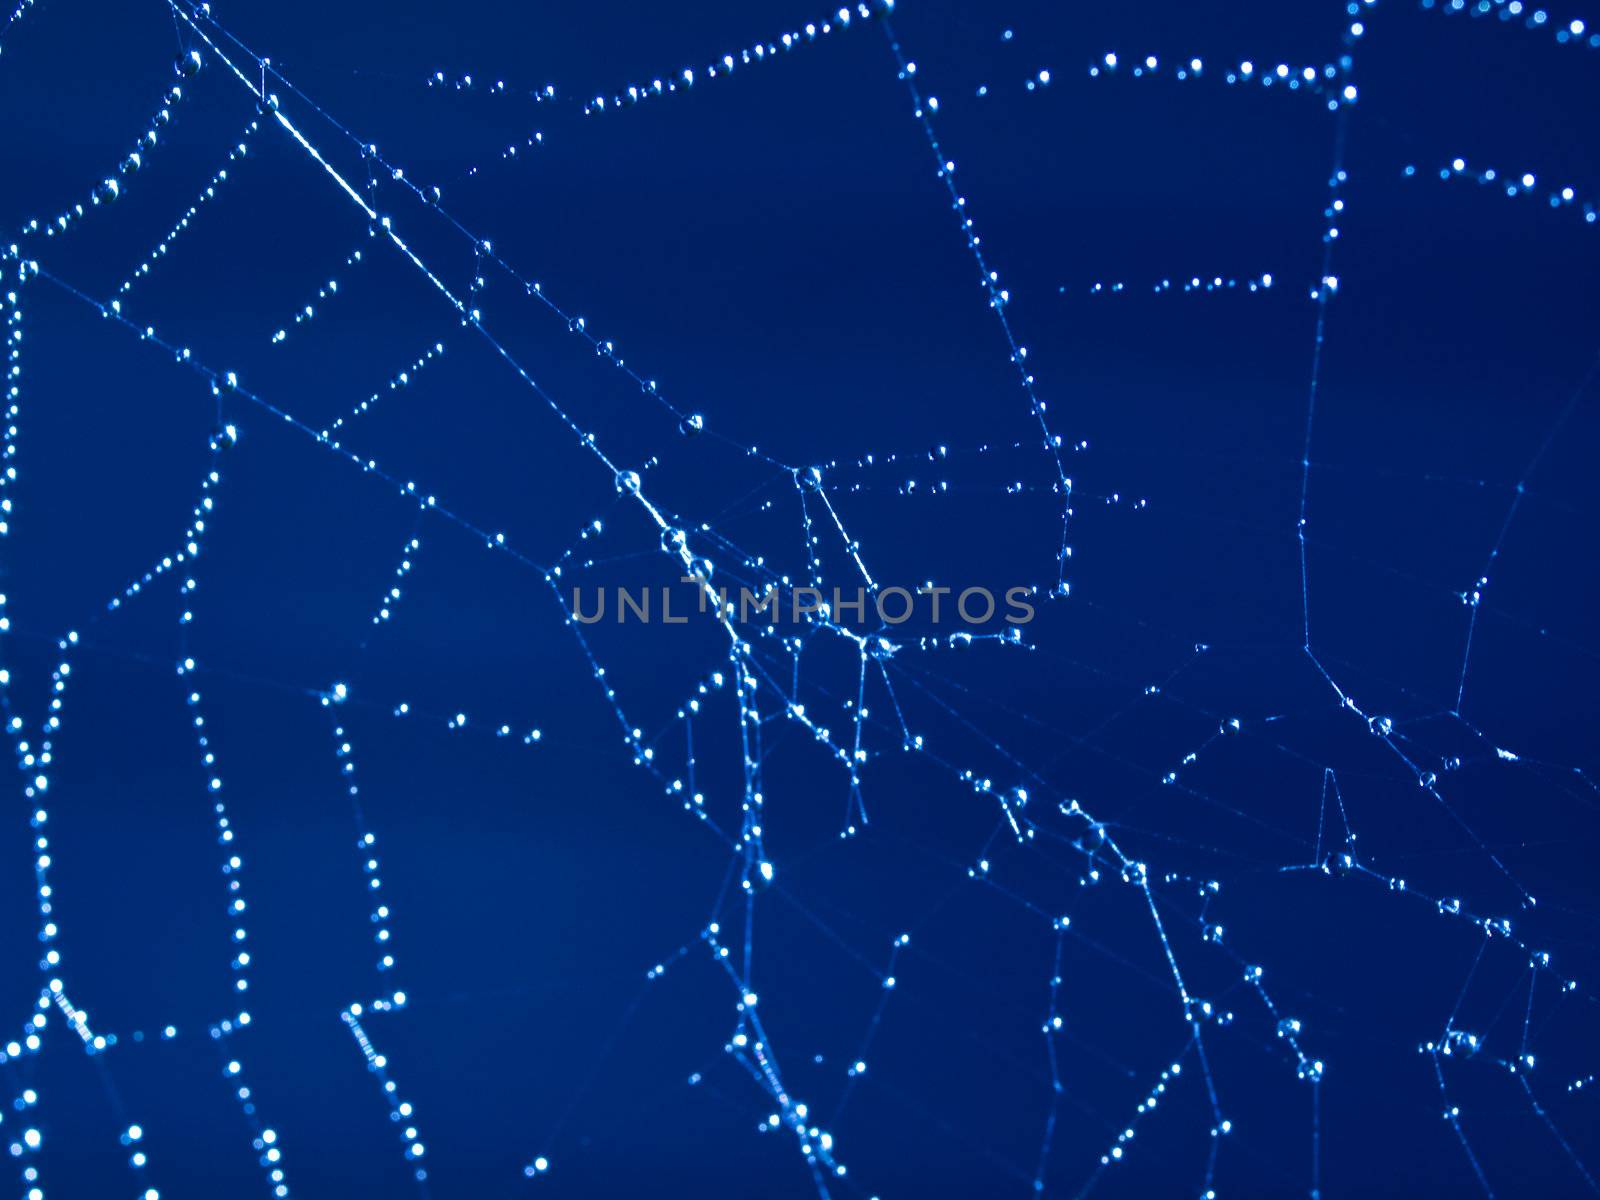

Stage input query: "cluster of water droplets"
[
  {"left": 18, "top": 75, "right": 194, "bottom": 240},
  {"left": 1420, "top": 0, "right": 1600, "bottom": 49},
  {"left": 118, "top": 116, "right": 262, "bottom": 297},
  {"left": 270, "top": 240, "right": 368, "bottom": 344},
  {"left": 580, "top": 2, "right": 894, "bottom": 117},
  {"left": 1087, "top": 51, "right": 1360, "bottom": 108},
  {"left": 1404, "top": 157, "right": 1599, "bottom": 226},
  {"left": 1075, "top": 272, "right": 1277, "bottom": 297}
]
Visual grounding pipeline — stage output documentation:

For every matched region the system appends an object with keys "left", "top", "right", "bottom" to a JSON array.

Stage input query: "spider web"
[{"left": 1, "top": 0, "right": 1598, "bottom": 1197}]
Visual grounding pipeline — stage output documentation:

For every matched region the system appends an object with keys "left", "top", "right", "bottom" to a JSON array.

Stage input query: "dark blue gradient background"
[{"left": 1, "top": 1, "right": 1598, "bottom": 1196}]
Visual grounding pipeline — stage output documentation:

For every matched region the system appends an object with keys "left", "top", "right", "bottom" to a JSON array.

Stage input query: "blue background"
[{"left": 1, "top": 0, "right": 1598, "bottom": 1196}]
